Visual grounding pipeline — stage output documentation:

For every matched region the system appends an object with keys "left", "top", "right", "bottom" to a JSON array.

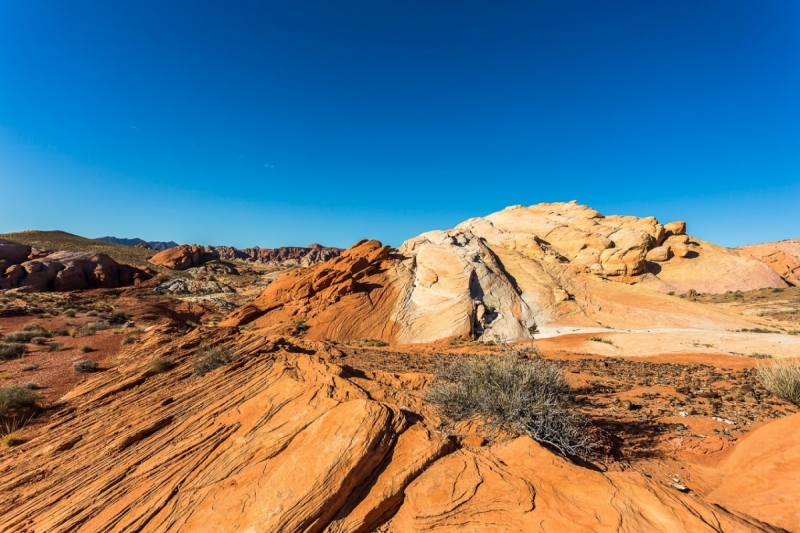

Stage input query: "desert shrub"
[
  {"left": 77, "top": 345, "right": 93, "bottom": 353},
  {"left": 86, "top": 310, "right": 98, "bottom": 317},
  {"left": 121, "top": 336, "right": 136, "bottom": 345},
  {"left": 22, "top": 382, "right": 40, "bottom": 390},
  {"left": 293, "top": 318, "right": 310, "bottom": 333},
  {"left": 1, "top": 417, "right": 30, "bottom": 447},
  {"left": 3, "top": 331, "right": 51, "bottom": 343},
  {"left": 30, "top": 336, "right": 48, "bottom": 345},
  {"left": 73, "top": 359, "right": 98, "bottom": 373},
  {"left": 63, "top": 309, "right": 77, "bottom": 318},
  {"left": 0, "top": 343, "right": 26, "bottom": 360},
  {"left": 21, "top": 364, "right": 39, "bottom": 372},
  {"left": 359, "top": 338, "right": 388, "bottom": 347},
  {"left": 193, "top": 346, "right": 235, "bottom": 376},
  {"left": 789, "top": 330, "right": 800, "bottom": 336},
  {"left": 588, "top": 336, "right": 614, "bottom": 345},
  {"left": 748, "top": 353, "right": 773, "bottom": 359},
  {"left": 758, "top": 360, "right": 800, "bottom": 406},
  {"left": 22, "top": 322, "right": 45, "bottom": 332},
  {"left": 48, "top": 342, "right": 63, "bottom": 352},
  {"left": 0, "top": 385, "right": 38, "bottom": 416},
  {"left": 52, "top": 328, "right": 70, "bottom": 337},
  {"left": 426, "top": 355, "right": 598, "bottom": 460},
  {"left": 148, "top": 356, "right": 174, "bottom": 375},
  {"left": 108, "top": 311, "right": 129, "bottom": 324}
]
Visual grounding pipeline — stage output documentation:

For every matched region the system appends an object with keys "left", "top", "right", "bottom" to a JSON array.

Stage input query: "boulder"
[
  {"left": 664, "top": 220, "right": 687, "bottom": 236},
  {"left": 148, "top": 244, "right": 216, "bottom": 270},
  {"left": 0, "top": 244, "right": 32, "bottom": 265},
  {"left": 645, "top": 245, "right": 673, "bottom": 262}
]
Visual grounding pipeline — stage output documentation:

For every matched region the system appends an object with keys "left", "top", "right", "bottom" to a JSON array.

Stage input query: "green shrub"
[
  {"left": 48, "top": 342, "right": 63, "bottom": 352},
  {"left": 426, "top": 355, "right": 598, "bottom": 460},
  {"left": 3, "top": 331, "right": 51, "bottom": 343},
  {"left": 109, "top": 311, "right": 129, "bottom": 324},
  {"left": 0, "top": 385, "right": 38, "bottom": 416},
  {"left": 52, "top": 328, "right": 70, "bottom": 337},
  {"left": 193, "top": 346, "right": 235, "bottom": 376},
  {"left": 359, "top": 338, "right": 388, "bottom": 347},
  {"left": 121, "top": 336, "right": 136, "bottom": 345},
  {"left": 30, "top": 336, "right": 48, "bottom": 345},
  {"left": 73, "top": 359, "right": 98, "bottom": 373},
  {"left": 0, "top": 343, "right": 26, "bottom": 360},
  {"left": 758, "top": 360, "right": 800, "bottom": 406},
  {"left": 589, "top": 336, "right": 614, "bottom": 345},
  {"left": 748, "top": 353, "right": 773, "bottom": 359},
  {"left": 22, "top": 322, "right": 45, "bottom": 332}
]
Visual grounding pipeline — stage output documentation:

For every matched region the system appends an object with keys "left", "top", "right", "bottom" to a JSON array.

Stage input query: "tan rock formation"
[
  {"left": 736, "top": 239, "right": 800, "bottom": 286},
  {"left": 222, "top": 202, "right": 793, "bottom": 344}
]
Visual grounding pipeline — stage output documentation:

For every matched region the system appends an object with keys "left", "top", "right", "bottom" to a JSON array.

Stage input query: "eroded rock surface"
[
  {"left": 0, "top": 245, "right": 151, "bottom": 292},
  {"left": 0, "top": 326, "right": 791, "bottom": 532},
  {"left": 221, "top": 202, "right": 789, "bottom": 344}
]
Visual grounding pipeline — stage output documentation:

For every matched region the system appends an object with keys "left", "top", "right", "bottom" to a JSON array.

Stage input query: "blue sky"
[{"left": 1, "top": 1, "right": 799, "bottom": 248}]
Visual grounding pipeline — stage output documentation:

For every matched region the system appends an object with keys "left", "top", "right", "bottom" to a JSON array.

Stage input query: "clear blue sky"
[{"left": 1, "top": 1, "right": 799, "bottom": 248}]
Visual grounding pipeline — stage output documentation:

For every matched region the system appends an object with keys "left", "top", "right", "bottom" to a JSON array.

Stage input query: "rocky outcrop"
[
  {"left": 95, "top": 236, "right": 178, "bottom": 250},
  {"left": 222, "top": 202, "right": 788, "bottom": 344},
  {"left": 736, "top": 239, "right": 800, "bottom": 286},
  {"left": 0, "top": 244, "right": 151, "bottom": 292},
  {"left": 210, "top": 243, "right": 342, "bottom": 266},
  {"left": 0, "top": 326, "right": 789, "bottom": 532},
  {"left": 148, "top": 244, "right": 217, "bottom": 270},
  {"left": 150, "top": 243, "right": 342, "bottom": 270}
]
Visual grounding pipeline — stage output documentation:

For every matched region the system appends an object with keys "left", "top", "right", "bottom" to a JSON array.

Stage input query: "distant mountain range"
[{"left": 95, "top": 236, "right": 179, "bottom": 251}]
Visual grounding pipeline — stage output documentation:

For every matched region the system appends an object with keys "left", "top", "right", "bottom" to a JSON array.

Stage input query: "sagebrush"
[
  {"left": 425, "top": 355, "right": 599, "bottom": 460},
  {"left": 193, "top": 346, "right": 235, "bottom": 376},
  {"left": 758, "top": 359, "right": 800, "bottom": 406}
]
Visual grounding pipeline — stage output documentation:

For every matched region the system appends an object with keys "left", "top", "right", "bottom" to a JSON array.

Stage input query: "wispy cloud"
[{"left": 263, "top": 163, "right": 276, "bottom": 169}]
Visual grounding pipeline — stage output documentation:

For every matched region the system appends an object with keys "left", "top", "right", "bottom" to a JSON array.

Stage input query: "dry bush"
[
  {"left": 30, "top": 336, "right": 48, "bottom": 345},
  {"left": 193, "top": 346, "right": 235, "bottom": 376},
  {"left": 78, "top": 345, "right": 93, "bottom": 353},
  {"left": 426, "top": 355, "right": 599, "bottom": 460},
  {"left": 1, "top": 417, "right": 30, "bottom": 447},
  {"left": 148, "top": 356, "right": 174, "bottom": 375},
  {"left": 0, "top": 343, "right": 26, "bottom": 360},
  {"left": 22, "top": 322, "right": 45, "bottom": 332},
  {"left": 3, "top": 331, "right": 51, "bottom": 343},
  {"left": 49, "top": 342, "right": 63, "bottom": 352},
  {"left": 758, "top": 359, "right": 800, "bottom": 406},
  {"left": 73, "top": 359, "right": 98, "bottom": 373},
  {"left": 0, "top": 385, "right": 38, "bottom": 416}
]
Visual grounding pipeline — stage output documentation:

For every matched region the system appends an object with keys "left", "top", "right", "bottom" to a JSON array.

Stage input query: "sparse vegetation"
[
  {"left": 426, "top": 354, "right": 599, "bottom": 460},
  {"left": 1, "top": 417, "right": 30, "bottom": 447},
  {"left": 358, "top": 338, "right": 388, "bottom": 347},
  {"left": 78, "top": 345, "right": 93, "bottom": 353},
  {"left": 121, "top": 336, "right": 136, "bottom": 345},
  {"left": 48, "top": 342, "right": 63, "bottom": 352},
  {"left": 748, "top": 353, "right": 773, "bottom": 359},
  {"left": 589, "top": 336, "right": 614, "bottom": 345},
  {"left": 3, "top": 331, "right": 51, "bottom": 343},
  {"left": 30, "top": 336, "right": 48, "bottom": 345},
  {"left": 193, "top": 346, "right": 235, "bottom": 376},
  {"left": 73, "top": 359, "right": 98, "bottom": 373},
  {"left": 63, "top": 309, "right": 77, "bottom": 318},
  {"left": 148, "top": 356, "right": 174, "bottom": 375},
  {"left": 0, "top": 385, "right": 38, "bottom": 416},
  {"left": 22, "top": 322, "right": 44, "bottom": 332},
  {"left": 738, "top": 328, "right": 777, "bottom": 334},
  {"left": 293, "top": 318, "right": 310, "bottom": 333},
  {"left": 758, "top": 359, "right": 800, "bottom": 406},
  {"left": 21, "top": 364, "right": 39, "bottom": 372},
  {"left": 0, "top": 343, "right": 26, "bottom": 360}
]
